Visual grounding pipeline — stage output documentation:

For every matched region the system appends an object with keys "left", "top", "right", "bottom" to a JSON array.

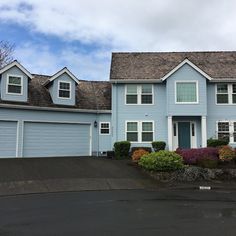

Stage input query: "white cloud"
[{"left": 2, "top": 0, "right": 236, "bottom": 80}]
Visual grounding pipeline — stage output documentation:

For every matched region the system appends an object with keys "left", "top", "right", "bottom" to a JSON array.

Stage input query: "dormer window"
[
  {"left": 58, "top": 81, "right": 71, "bottom": 99},
  {"left": 7, "top": 75, "right": 23, "bottom": 95}
]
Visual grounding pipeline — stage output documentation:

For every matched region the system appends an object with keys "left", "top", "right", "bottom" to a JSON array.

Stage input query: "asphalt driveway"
[{"left": 0, "top": 157, "right": 156, "bottom": 195}]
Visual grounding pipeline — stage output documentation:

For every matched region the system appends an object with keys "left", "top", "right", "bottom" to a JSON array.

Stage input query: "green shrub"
[
  {"left": 152, "top": 141, "right": 166, "bottom": 152},
  {"left": 207, "top": 138, "right": 229, "bottom": 147},
  {"left": 114, "top": 141, "right": 131, "bottom": 159},
  {"left": 138, "top": 150, "right": 184, "bottom": 171}
]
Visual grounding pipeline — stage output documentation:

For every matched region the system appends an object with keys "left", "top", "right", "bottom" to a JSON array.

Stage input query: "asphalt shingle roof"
[{"left": 110, "top": 51, "right": 236, "bottom": 81}]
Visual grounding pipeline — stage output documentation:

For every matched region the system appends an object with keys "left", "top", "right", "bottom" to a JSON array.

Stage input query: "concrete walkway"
[{"left": 0, "top": 157, "right": 157, "bottom": 196}]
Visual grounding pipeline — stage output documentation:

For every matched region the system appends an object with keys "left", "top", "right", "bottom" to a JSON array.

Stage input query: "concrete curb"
[{"left": 0, "top": 178, "right": 155, "bottom": 197}]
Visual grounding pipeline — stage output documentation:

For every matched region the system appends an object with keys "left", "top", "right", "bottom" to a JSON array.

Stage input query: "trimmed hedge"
[
  {"left": 176, "top": 147, "right": 219, "bottom": 165},
  {"left": 207, "top": 138, "right": 229, "bottom": 147},
  {"left": 152, "top": 141, "right": 166, "bottom": 152},
  {"left": 114, "top": 141, "right": 131, "bottom": 159},
  {"left": 138, "top": 151, "right": 184, "bottom": 171}
]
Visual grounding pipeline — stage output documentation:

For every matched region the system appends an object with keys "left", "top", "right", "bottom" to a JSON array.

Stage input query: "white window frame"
[
  {"left": 215, "top": 84, "right": 236, "bottom": 105},
  {"left": 125, "top": 84, "right": 154, "bottom": 105},
  {"left": 125, "top": 120, "right": 154, "bottom": 143},
  {"left": 175, "top": 80, "right": 199, "bottom": 104},
  {"left": 6, "top": 74, "right": 23, "bottom": 95},
  {"left": 216, "top": 120, "right": 235, "bottom": 143},
  {"left": 99, "top": 122, "right": 110, "bottom": 135},
  {"left": 58, "top": 80, "right": 71, "bottom": 99}
]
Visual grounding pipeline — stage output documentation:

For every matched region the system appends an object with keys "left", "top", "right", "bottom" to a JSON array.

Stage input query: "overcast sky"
[{"left": 0, "top": 0, "right": 236, "bottom": 80}]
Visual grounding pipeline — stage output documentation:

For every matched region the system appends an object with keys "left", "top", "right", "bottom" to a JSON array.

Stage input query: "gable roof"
[
  {"left": 161, "top": 58, "right": 212, "bottom": 81},
  {"left": 0, "top": 74, "right": 111, "bottom": 111},
  {"left": 43, "top": 67, "right": 80, "bottom": 86},
  {"left": 110, "top": 51, "right": 236, "bottom": 82},
  {"left": 0, "top": 60, "right": 33, "bottom": 79}
]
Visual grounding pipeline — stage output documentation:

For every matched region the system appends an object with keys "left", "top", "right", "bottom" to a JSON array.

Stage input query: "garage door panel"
[
  {"left": 0, "top": 121, "right": 17, "bottom": 157},
  {"left": 23, "top": 122, "right": 91, "bottom": 157}
]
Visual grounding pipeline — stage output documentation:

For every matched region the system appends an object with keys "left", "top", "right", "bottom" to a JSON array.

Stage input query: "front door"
[{"left": 178, "top": 122, "right": 191, "bottom": 149}]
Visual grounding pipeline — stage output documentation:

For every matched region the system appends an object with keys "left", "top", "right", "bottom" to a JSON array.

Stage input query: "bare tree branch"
[{"left": 0, "top": 41, "right": 15, "bottom": 68}]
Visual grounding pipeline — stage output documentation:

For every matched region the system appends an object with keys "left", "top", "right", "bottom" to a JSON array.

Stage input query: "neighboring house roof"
[
  {"left": 0, "top": 74, "right": 111, "bottom": 111},
  {"left": 43, "top": 67, "right": 80, "bottom": 86},
  {"left": 0, "top": 60, "right": 33, "bottom": 79},
  {"left": 110, "top": 51, "right": 236, "bottom": 81}
]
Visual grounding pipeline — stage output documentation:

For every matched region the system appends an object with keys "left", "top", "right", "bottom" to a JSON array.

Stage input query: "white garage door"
[
  {"left": 23, "top": 122, "right": 91, "bottom": 157},
  {"left": 0, "top": 121, "right": 17, "bottom": 158}
]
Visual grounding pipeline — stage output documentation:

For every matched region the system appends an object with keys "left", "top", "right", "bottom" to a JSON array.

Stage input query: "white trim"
[
  {"left": 0, "top": 103, "right": 111, "bottom": 114},
  {"left": 16, "top": 121, "right": 20, "bottom": 157},
  {"left": 216, "top": 120, "right": 235, "bottom": 144},
  {"left": 99, "top": 122, "right": 110, "bottom": 135},
  {"left": 168, "top": 116, "right": 173, "bottom": 150},
  {"left": 161, "top": 59, "right": 212, "bottom": 81},
  {"left": 201, "top": 116, "right": 207, "bottom": 147},
  {"left": 45, "top": 67, "right": 79, "bottom": 85},
  {"left": 0, "top": 61, "right": 33, "bottom": 79},
  {"left": 57, "top": 80, "right": 71, "bottom": 99},
  {"left": 125, "top": 120, "right": 154, "bottom": 143},
  {"left": 6, "top": 74, "right": 23, "bottom": 96},
  {"left": 125, "top": 84, "right": 154, "bottom": 105},
  {"left": 175, "top": 80, "right": 199, "bottom": 104}
]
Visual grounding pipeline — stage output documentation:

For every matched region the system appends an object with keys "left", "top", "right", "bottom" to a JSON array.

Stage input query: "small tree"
[{"left": 0, "top": 40, "right": 15, "bottom": 68}]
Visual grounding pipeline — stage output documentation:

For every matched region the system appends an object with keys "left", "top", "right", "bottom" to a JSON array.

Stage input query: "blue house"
[{"left": 0, "top": 51, "right": 236, "bottom": 158}]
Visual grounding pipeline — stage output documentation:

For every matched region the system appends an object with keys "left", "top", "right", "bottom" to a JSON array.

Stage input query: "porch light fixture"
[{"left": 94, "top": 121, "right": 98, "bottom": 128}]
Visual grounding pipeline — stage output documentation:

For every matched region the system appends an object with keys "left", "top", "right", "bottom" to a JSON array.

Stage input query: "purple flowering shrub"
[{"left": 176, "top": 147, "right": 219, "bottom": 165}]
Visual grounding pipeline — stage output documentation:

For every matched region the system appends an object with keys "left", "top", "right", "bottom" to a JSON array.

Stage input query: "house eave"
[
  {"left": 0, "top": 103, "right": 111, "bottom": 114},
  {"left": 110, "top": 79, "right": 162, "bottom": 83}
]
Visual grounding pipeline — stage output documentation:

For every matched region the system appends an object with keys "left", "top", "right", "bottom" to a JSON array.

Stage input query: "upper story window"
[
  {"left": 176, "top": 81, "right": 198, "bottom": 104},
  {"left": 126, "top": 84, "right": 153, "bottom": 105},
  {"left": 126, "top": 121, "right": 154, "bottom": 142},
  {"left": 58, "top": 81, "right": 71, "bottom": 99},
  {"left": 216, "top": 83, "right": 236, "bottom": 104},
  {"left": 100, "top": 122, "right": 110, "bottom": 135},
  {"left": 7, "top": 75, "right": 22, "bottom": 95}
]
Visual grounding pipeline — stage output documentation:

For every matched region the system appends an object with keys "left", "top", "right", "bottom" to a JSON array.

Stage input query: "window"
[
  {"left": 217, "top": 122, "right": 230, "bottom": 142},
  {"left": 216, "top": 83, "right": 236, "bottom": 104},
  {"left": 142, "top": 122, "right": 153, "bottom": 142},
  {"left": 7, "top": 75, "right": 22, "bottom": 94},
  {"left": 176, "top": 82, "right": 198, "bottom": 103},
  {"left": 216, "top": 84, "right": 228, "bottom": 104},
  {"left": 126, "top": 121, "right": 154, "bottom": 142},
  {"left": 58, "top": 81, "right": 71, "bottom": 98},
  {"left": 126, "top": 84, "right": 153, "bottom": 104},
  {"left": 100, "top": 122, "right": 110, "bottom": 135},
  {"left": 126, "top": 122, "right": 138, "bottom": 142}
]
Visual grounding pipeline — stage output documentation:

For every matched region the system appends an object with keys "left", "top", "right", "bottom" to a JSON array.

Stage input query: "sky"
[{"left": 0, "top": 0, "right": 236, "bottom": 81}]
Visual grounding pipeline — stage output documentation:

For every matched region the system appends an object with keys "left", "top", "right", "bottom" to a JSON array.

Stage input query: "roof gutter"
[
  {"left": 0, "top": 103, "right": 111, "bottom": 114},
  {"left": 110, "top": 79, "right": 162, "bottom": 84}
]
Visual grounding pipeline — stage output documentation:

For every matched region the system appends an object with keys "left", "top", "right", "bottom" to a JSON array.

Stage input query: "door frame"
[{"left": 173, "top": 121, "right": 197, "bottom": 150}]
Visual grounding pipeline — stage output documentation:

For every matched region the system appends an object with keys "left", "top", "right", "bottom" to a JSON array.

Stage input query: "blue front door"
[{"left": 178, "top": 122, "right": 191, "bottom": 149}]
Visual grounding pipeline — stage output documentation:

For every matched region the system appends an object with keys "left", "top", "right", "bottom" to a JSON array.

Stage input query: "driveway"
[{"left": 0, "top": 157, "right": 156, "bottom": 195}]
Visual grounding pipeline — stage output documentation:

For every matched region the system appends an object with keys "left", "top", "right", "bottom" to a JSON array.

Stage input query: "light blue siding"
[
  {"left": 111, "top": 83, "right": 168, "bottom": 149},
  {"left": 23, "top": 122, "right": 91, "bottom": 157},
  {"left": 0, "top": 108, "right": 112, "bottom": 157},
  {"left": 207, "top": 83, "right": 236, "bottom": 147},
  {"left": 0, "top": 121, "right": 17, "bottom": 157},
  {"left": 166, "top": 64, "right": 207, "bottom": 116},
  {"left": 1, "top": 66, "right": 28, "bottom": 102},
  {"left": 48, "top": 73, "right": 76, "bottom": 106}
]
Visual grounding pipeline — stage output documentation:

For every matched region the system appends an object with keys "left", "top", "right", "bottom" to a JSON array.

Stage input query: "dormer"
[
  {"left": 43, "top": 67, "right": 79, "bottom": 106},
  {"left": 0, "top": 60, "right": 33, "bottom": 102}
]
